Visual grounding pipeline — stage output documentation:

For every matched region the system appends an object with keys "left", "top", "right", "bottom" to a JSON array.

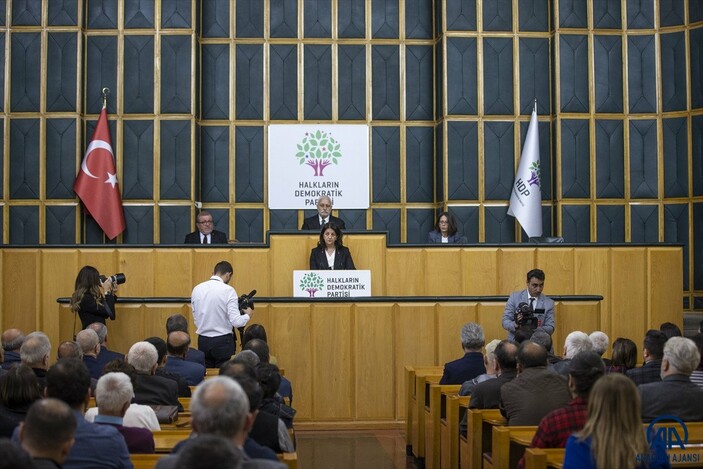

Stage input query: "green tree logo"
[
  {"left": 295, "top": 130, "right": 342, "bottom": 176},
  {"left": 527, "top": 161, "right": 541, "bottom": 187},
  {"left": 299, "top": 272, "right": 324, "bottom": 297}
]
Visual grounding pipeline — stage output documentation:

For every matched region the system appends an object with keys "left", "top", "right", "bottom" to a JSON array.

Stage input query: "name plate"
[{"left": 293, "top": 270, "right": 371, "bottom": 298}]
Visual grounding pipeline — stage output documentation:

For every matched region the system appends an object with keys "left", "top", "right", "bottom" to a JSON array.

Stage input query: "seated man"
[
  {"left": 301, "top": 195, "right": 345, "bottom": 230},
  {"left": 166, "top": 314, "right": 206, "bottom": 366},
  {"left": 243, "top": 339, "right": 292, "bottom": 404},
  {"left": 459, "top": 339, "right": 501, "bottom": 396},
  {"left": 500, "top": 342, "right": 571, "bottom": 425},
  {"left": 20, "top": 332, "right": 51, "bottom": 388},
  {"left": 19, "top": 398, "right": 76, "bottom": 468},
  {"left": 93, "top": 372, "right": 155, "bottom": 453},
  {"left": 439, "top": 322, "right": 486, "bottom": 385},
  {"left": 589, "top": 331, "right": 611, "bottom": 365},
  {"left": 626, "top": 329, "right": 667, "bottom": 385},
  {"left": 257, "top": 363, "right": 296, "bottom": 430},
  {"left": 88, "top": 322, "right": 124, "bottom": 370},
  {"left": 529, "top": 330, "right": 562, "bottom": 365},
  {"left": 552, "top": 331, "right": 593, "bottom": 376},
  {"left": 76, "top": 328, "right": 102, "bottom": 380},
  {"left": 145, "top": 336, "right": 191, "bottom": 397},
  {"left": 639, "top": 336, "right": 703, "bottom": 422},
  {"left": 164, "top": 331, "right": 206, "bottom": 386},
  {"left": 1, "top": 329, "right": 24, "bottom": 369},
  {"left": 127, "top": 341, "right": 181, "bottom": 410},
  {"left": 184, "top": 210, "right": 227, "bottom": 244}
]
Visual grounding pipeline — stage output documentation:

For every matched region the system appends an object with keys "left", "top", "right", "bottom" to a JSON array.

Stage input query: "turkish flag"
[{"left": 73, "top": 108, "right": 126, "bottom": 240}]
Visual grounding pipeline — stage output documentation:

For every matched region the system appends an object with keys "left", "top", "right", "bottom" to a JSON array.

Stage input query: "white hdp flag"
[{"left": 507, "top": 105, "right": 542, "bottom": 238}]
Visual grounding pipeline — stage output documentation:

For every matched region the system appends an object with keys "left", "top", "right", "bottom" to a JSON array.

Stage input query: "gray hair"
[
  {"left": 2, "top": 330, "right": 25, "bottom": 351},
  {"left": 589, "top": 331, "right": 609, "bottom": 356},
  {"left": 232, "top": 350, "right": 260, "bottom": 368},
  {"left": 664, "top": 336, "right": 701, "bottom": 375},
  {"left": 530, "top": 330, "right": 553, "bottom": 350},
  {"left": 461, "top": 323, "right": 485, "bottom": 350},
  {"left": 88, "top": 322, "right": 108, "bottom": 344},
  {"left": 95, "top": 372, "right": 134, "bottom": 414},
  {"left": 20, "top": 332, "right": 51, "bottom": 366},
  {"left": 484, "top": 339, "right": 501, "bottom": 367},
  {"left": 76, "top": 329, "right": 99, "bottom": 354},
  {"left": 564, "top": 331, "right": 593, "bottom": 359},
  {"left": 127, "top": 341, "right": 158, "bottom": 373},
  {"left": 191, "top": 377, "right": 249, "bottom": 438}
]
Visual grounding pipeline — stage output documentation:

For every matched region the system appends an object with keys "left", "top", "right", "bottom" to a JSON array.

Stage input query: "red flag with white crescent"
[{"left": 73, "top": 108, "right": 126, "bottom": 240}]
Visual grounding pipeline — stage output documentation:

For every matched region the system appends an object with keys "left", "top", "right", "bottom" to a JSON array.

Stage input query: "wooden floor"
[{"left": 296, "top": 430, "right": 418, "bottom": 469}]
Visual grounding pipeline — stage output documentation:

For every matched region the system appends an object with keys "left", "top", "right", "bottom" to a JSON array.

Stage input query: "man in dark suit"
[
  {"left": 164, "top": 331, "right": 206, "bottom": 386},
  {"left": 439, "top": 322, "right": 487, "bottom": 385},
  {"left": 184, "top": 210, "right": 228, "bottom": 244},
  {"left": 1, "top": 329, "right": 24, "bottom": 369},
  {"left": 639, "top": 336, "right": 703, "bottom": 422},
  {"left": 93, "top": 372, "right": 155, "bottom": 453},
  {"left": 19, "top": 398, "right": 76, "bottom": 468},
  {"left": 300, "top": 195, "right": 346, "bottom": 230},
  {"left": 166, "top": 314, "right": 206, "bottom": 367},
  {"left": 88, "top": 323, "right": 124, "bottom": 369},
  {"left": 127, "top": 341, "right": 181, "bottom": 410},
  {"left": 76, "top": 328, "right": 103, "bottom": 380},
  {"left": 627, "top": 329, "right": 667, "bottom": 385}
]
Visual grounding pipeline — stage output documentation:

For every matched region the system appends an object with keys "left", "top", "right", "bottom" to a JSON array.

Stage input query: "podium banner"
[{"left": 293, "top": 270, "right": 371, "bottom": 298}]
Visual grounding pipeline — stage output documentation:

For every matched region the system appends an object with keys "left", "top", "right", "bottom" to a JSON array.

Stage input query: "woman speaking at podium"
[{"left": 309, "top": 222, "right": 356, "bottom": 270}]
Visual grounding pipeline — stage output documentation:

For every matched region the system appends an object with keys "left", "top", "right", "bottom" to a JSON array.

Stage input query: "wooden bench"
[
  {"left": 278, "top": 452, "right": 298, "bottom": 469},
  {"left": 178, "top": 397, "right": 191, "bottom": 411},
  {"left": 462, "top": 408, "right": 506, "bottom": 469},
  {"left": 153, "top": 429, "right": 192, "bottom": 453},
  {"left": 130, "top": 453, "right": 165, "bottom": 469},
  {"left": 441, "top": 394, "right": 469, "bottom": 469},
  {"left": 491, "top": 425, "right": 537, "bottom": 469},
  {"left": 423, "top": 383, "right": 461, "bottom": 469},
  {"left": 405, "top": 366, "right": 443, "bottom": 459}
]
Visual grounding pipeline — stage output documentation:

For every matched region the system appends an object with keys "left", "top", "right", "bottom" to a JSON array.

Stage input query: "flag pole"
[{"left": 102, "top": 87, "right": 110, "bottom": 110}]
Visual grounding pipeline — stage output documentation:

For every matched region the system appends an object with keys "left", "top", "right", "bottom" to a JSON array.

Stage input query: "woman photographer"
[{"left": 71, "top": 265, "right": 117, "bottom": 329}]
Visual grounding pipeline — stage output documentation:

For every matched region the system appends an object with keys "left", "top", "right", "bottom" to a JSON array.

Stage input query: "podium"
[{"left": 293, "top": 270, "right": 371, "bottom": 298}]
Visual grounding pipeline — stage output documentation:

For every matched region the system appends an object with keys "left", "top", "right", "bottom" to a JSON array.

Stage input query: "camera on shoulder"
[{"left": 238, "top": 289, "right": 257, "bottom": 310}]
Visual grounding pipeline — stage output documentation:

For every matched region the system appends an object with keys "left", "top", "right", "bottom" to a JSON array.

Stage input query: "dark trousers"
[{"left": 198, "top": 333, "right": 235, "bottom": 368}]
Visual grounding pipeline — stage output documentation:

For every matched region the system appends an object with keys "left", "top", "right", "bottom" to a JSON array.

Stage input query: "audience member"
[
  {"left": 552, "top": 331, "right": 593, "bottom": 376},
  {"left": 184, "top": 210, "right": 228, "bottom": 244},
  {"left": 220, "top": 362, "right": 294, "bottom": 455},
  {"left": 427, "top": 211, "right": 465, "bottom": 243},
  {"left": 257, "top": 363, "right": 296, "bottom": 430},
  {"left": 0, "top": 437, "right": 35, "bottom": 468},
  {"left": 127, "top": 341, "right": 181, "bottom": 410},
  {"left": 155, "top": 377, "right": 286, "bottom": 468},
  {"left": 243, "top": 339, "right": 292, "bottom": 404},
  {"left": 242, "top": 325, "right": 278, "bottom": 366},
  {"left": 691, "top": 333, "right": 703, "bottom": 388},
  {"left": 459, "top": 339, "right": 501, "bottom": 396},
  {"left": 589, "top": 331, "right": 610, "bottom": 365},
  {"left": 231, "top": 350, "right": 261, "bottom": 369},
  {"left": 164, "top": 331, "right": 205, "bottom": 386},
  {"left": 19, "top": 398, "right": 76, "bottom": 467},
  {"left": 20, "top": 332, "right": 51, "bottom": 388},
  {"left": 84, "top": 360, "right": 160, "bottom": 431},
  {"left": 639, "top": 336, "right": 703, "bottom": 422},
  {"left": 144, "top": 337, "right": 190, "bottom": 398},
  {"left": 93, "top": 372, "right": 155, "bottom": 453},
  {"left": 563, "top": 374, "right": 669, "bottom": 469},
  {"left": 659, "top": 321, "right": 682, "bottom": 340},
  {"left": 605, "top": 337, "right": 638, "bottom": 374},
  {"left": 57, "top": 341, "right": 82, "bottom": 360},
  {"left": 309, "top": 222, "right": 356, "bottom": 270},
  {"left": 529, "top": 330, "right": 561, "bottom": 365},
  {"left": 520, "top": 351, "right": 605, "bottom": 467},
  {"left": 500, "top": 342, "right": 571, "bottom": 425},
  {"left": 174, "top": 435, "right": 242, "bottom": 469},
  {"left": 70, "top": 265, "right": 117, "bottom": 329},
  {"left": 1, "top": 329, "right": 24, "bottom": 369},
  {"left": 76, "top": 329, "right": 102, "bottom": 380},
  {"left": 165, "top": 314, "right": 205, "bottom": 366},
  {"left": 502, "top": 269, "right": 555, "bottom": 341},
  {"left": 87, "top": 323, "right": 124, "bottom": 370},
  {"left": 301, "top": 195, "right": 345, "bottom": 231},
  {"left": 0, "top": 365, "right": 42, "bottom": 438},
  {"left": 626, "top": 330, "right": 667, "bottom": 385},
  {"left": 38, "top": 358, "right": 131, "bottom": 468},
  {"left": 439, "top": 323, "right": 486, "bottom": 385}
]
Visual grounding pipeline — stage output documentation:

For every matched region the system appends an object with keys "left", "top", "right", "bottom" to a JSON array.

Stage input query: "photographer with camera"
[
  {"left": 191, "top": 261, "right": 253, "bottom": 367},
  {"left": 71, "top": 266, "right": 123, "bottom": 329},
  {"left": 502, "top": 269, "right": 555, "bottom": 341}
]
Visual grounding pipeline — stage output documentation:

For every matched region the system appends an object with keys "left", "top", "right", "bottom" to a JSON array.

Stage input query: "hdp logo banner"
[
  {"left": 293, "top": 270, "right": 372, "bottom": 298},
  {"left": 268, "top": 125, "right": 370, "bottom": 209}
]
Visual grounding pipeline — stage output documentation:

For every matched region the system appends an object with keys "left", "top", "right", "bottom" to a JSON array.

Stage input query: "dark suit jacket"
[
  {"left": 500, "top": 367, "right": 571, "bottom": 425},
  {"left": 249, "top": 410, "right": 282, "bottom": 453},
  {"left": 164, "top": 356, "right": 206, "bottom": 386},
  {"left": 183, "top": 230, "right": 228, "bottom": 244},
  {"left": 301, "top": 214, "right": 346, "bottom": 231},
  {"left": 155, "top": 368, "right": 191, "bottom": 398},
  {"left": 1, "top": 351, "right": 20, "bottom": 369},
  {"left": 468, "top": 370, "right": 517, "bottom": 409},
  {"left": 95, "top": 347, "right": 125, "bottom": 372},
  {"left": 626, "top": 359, "right": 663, "bottom": 386},
  {"left": 439, "top": 352, "right": 486, "bottom": 385},
  {"left": 639, "top": 374, "right": 703, "bottom": 422},
  {"left": 185, "top": 347, "right": 206, "bottom": 367},
  {"left": 133, "top": 373, "right": 181, "bottom": 410},
  {"left": 84, "top": 355, "right": 103, "bottom": 380},
  {"left": 426, "top": 230, "right": 465, "bottom": 243},
  {"left": 309, "top": 246, "right": 355, "bottom": 270}
]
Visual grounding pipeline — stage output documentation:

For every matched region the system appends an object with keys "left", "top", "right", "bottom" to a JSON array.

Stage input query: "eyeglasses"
[{"left": 197, "top": 220, "right": 213, "bottom": 225}]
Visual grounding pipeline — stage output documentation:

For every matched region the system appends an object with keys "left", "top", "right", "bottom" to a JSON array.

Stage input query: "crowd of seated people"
[
  {"left": 0, "top": 320, "right": 295, "bottom": 468},
  {"left": 442, "top": 320, "right": 703, "bottom": 468}
]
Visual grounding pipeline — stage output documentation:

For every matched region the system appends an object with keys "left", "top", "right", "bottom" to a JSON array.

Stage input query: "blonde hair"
[{"left": 578, "top": 374, "right": 648, "bottom": 469}]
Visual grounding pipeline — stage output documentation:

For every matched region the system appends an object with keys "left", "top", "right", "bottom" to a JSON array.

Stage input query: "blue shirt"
[
  {"left": 563, "top": 434, "right": 671, "bottom": 469},
  {"left": 58, "top": 410, "right": 132, "bottom": 469}
]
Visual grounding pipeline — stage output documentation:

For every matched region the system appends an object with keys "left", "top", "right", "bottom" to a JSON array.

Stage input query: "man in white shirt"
[{"left": 191, "top": 261, "right": 253, "bottom": 367}]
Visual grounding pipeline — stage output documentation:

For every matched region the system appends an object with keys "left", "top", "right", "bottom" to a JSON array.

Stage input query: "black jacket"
[
  {"left": 301, "top": 214, "right": 346, "bottom": 231},
  {"left": 183, "top": 230, "right": 228, "bottom": 244},
  {"left": 309, "top": 246, "right": 355, "bottom": 270},
  {"left": 77, "top": 293, "right": 116, "bottom": 329}
]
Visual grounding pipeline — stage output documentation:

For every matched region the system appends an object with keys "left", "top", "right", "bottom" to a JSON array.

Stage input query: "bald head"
[
  {"left": 75, "top": 329, "right": 100, "bottom": 357},
  {"left": 167, "top": 331, "right": 191, "bottom": 358},
  {"left": 57, "top": 341, "right": 83, "bottom": 360},
  {"left": 2, "top": 329, "right": 24, "bottom": 351},
  {"left": 517, "top": 341, "right": 548, "bottom": 370}
]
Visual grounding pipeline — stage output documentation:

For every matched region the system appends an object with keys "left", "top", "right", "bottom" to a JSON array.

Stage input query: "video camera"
[
  {"left": 515, "top": 302, "right": 538, "bottom": 328},
  {"left": 99, "top": 273, "right": 127, "bottom": 285},
  {"left": 238, "top": 289, "right": 257, "bottom": 310}
]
